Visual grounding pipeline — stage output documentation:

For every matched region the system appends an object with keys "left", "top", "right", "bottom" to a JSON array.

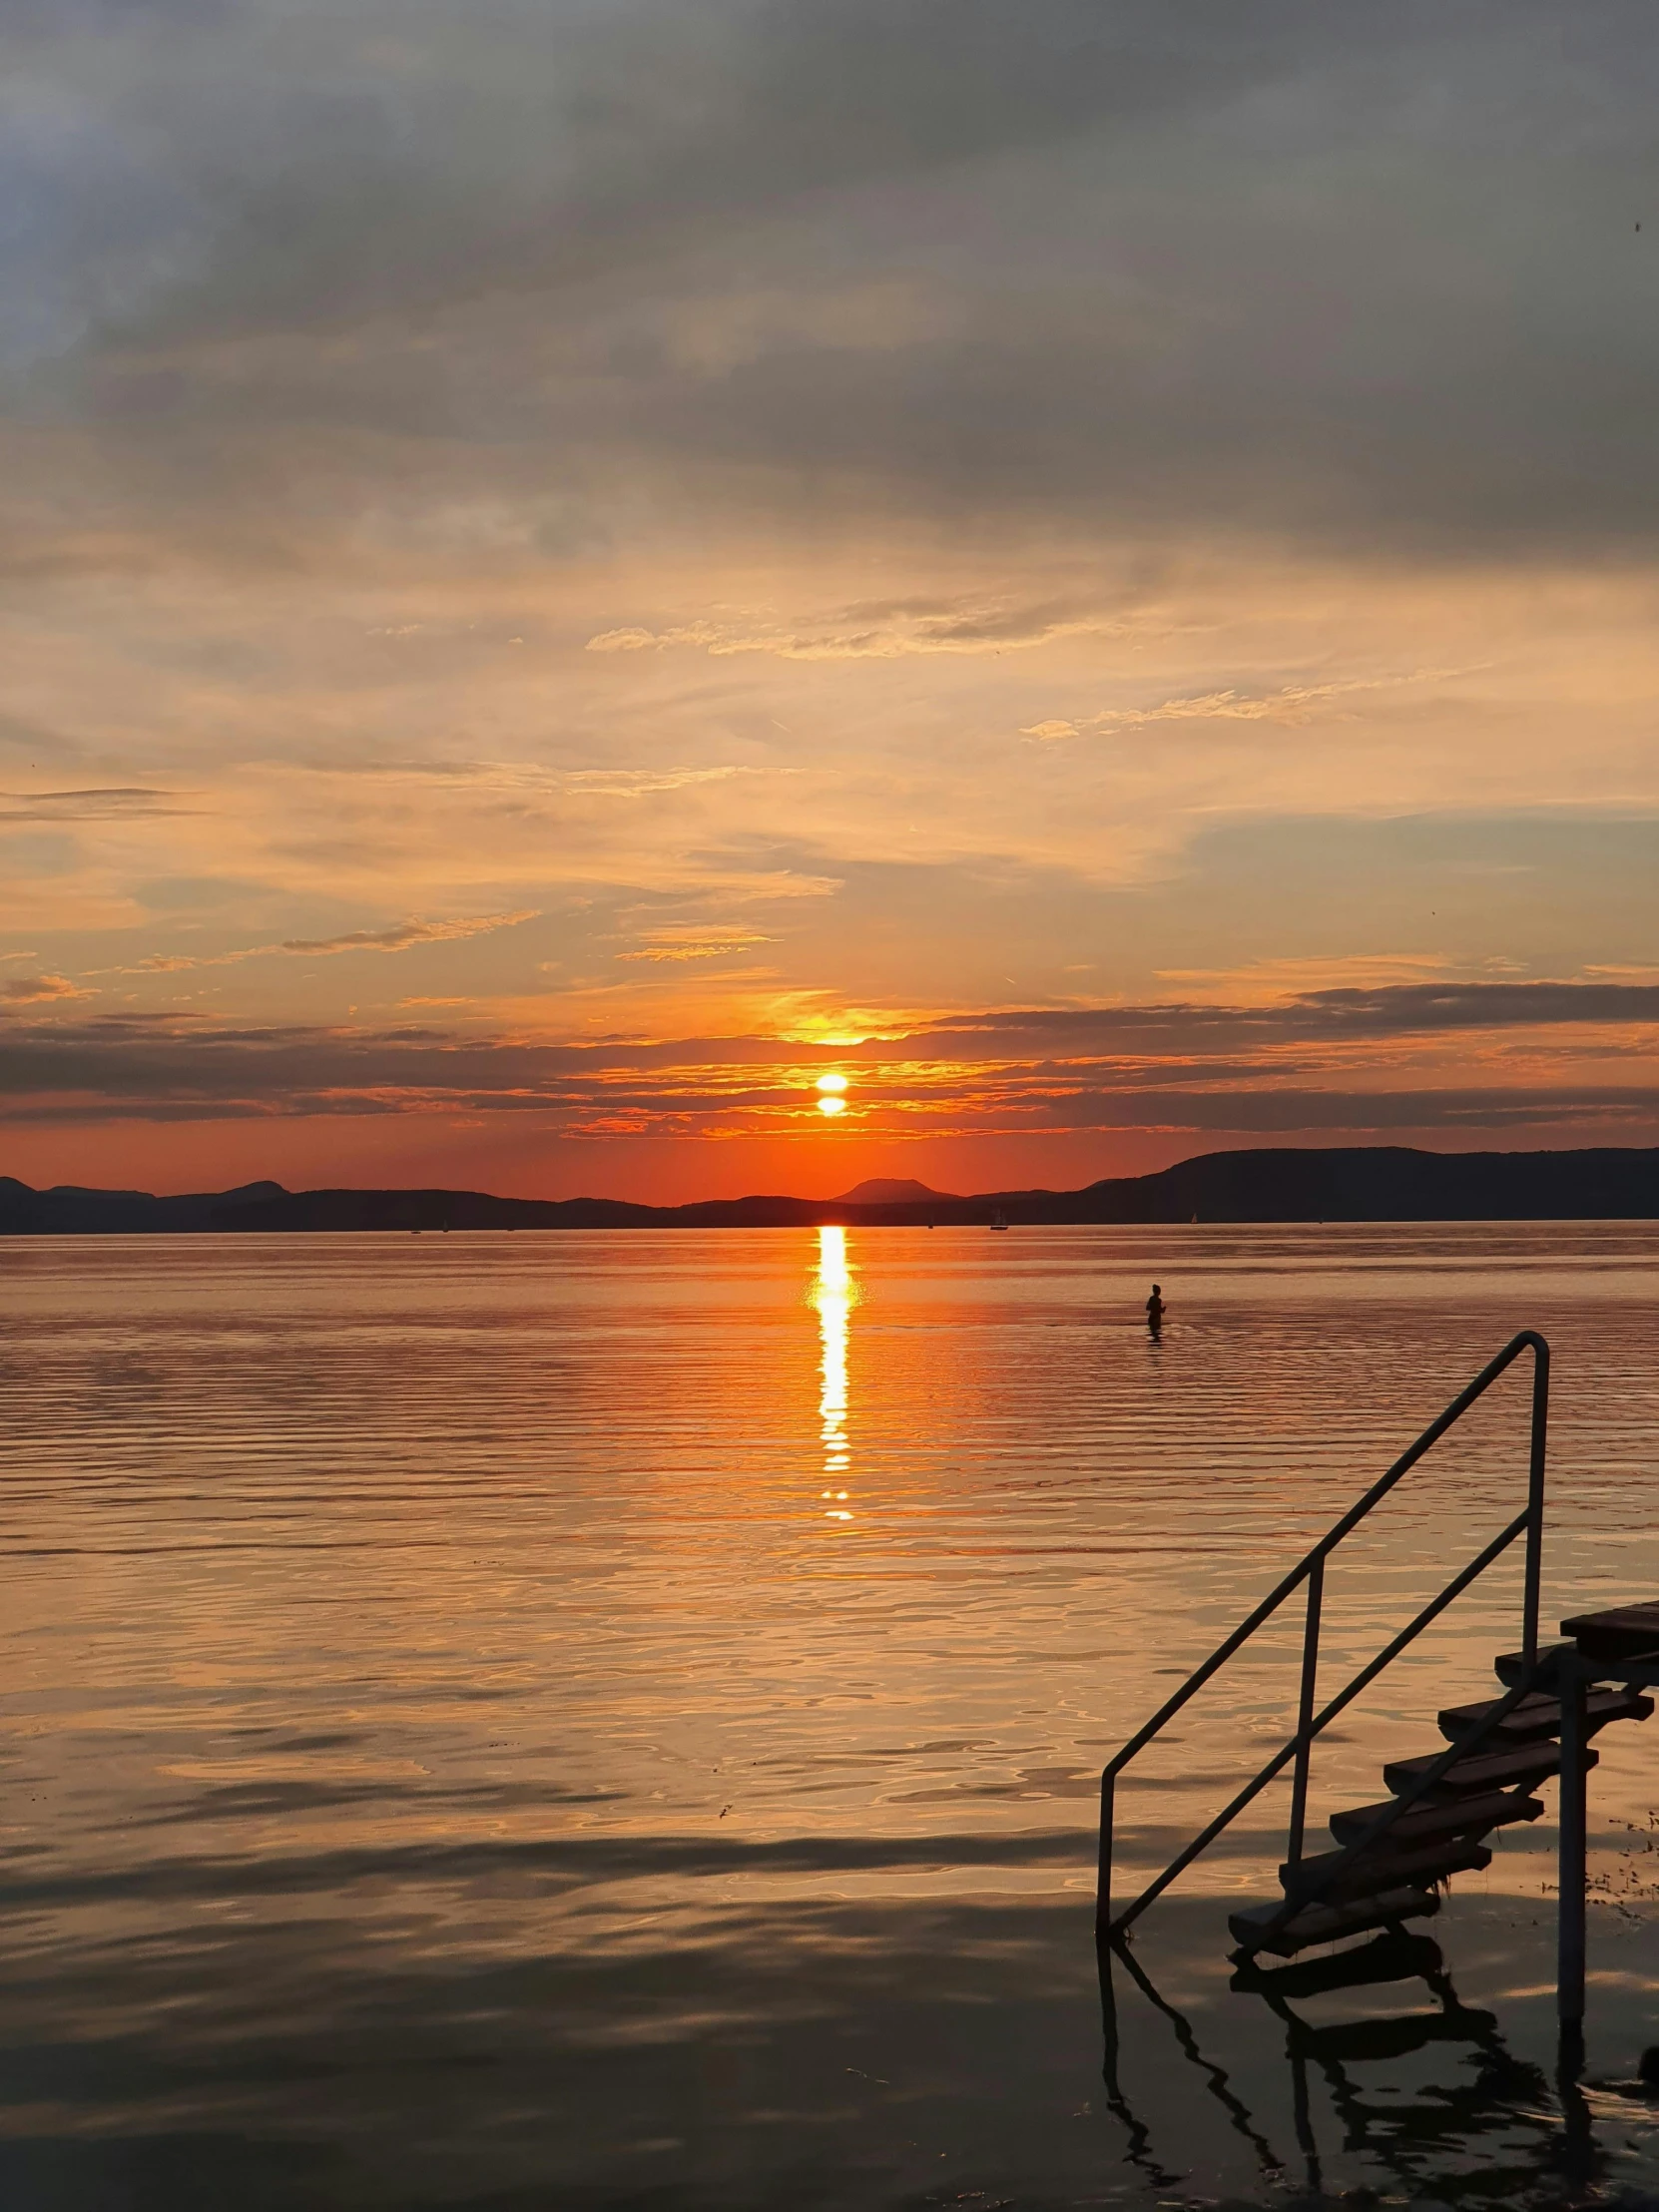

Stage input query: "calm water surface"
[{"left": 3, "top": 1223, "right": 1659, "bottom": 2208}]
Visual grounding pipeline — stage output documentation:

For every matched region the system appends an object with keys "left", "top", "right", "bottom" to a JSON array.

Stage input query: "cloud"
[
  {"left": 667, "top": 870, "right": 842, "bottom": 906},
  {"left": 10, "top": 1, "right": 1658, "bottom": 561},
  {"left": 0, "top": 788, "right": 193, "bottom": 823},
  {"left": 1086, "top": 683, "right": 1367, "bottom": 733},
  {"left": 1155, "top": 953, "right": 1475, "bottom": 1002},
  {"left": 587, "top": 599, "right": 1125, "bottom": 661},
  {"left": 904, "top": 978, "right": 1659, "bottom": 1055},
  {"left": 558, "top": 768, "right": 756, "bottom": 799},
  {"left": 1290, "top": 978, "right": 1659, "bottom": 1037},
  {"left": 1024, "top": 670, "right": 1473, "bottom": 740},
  {"left": 302, "top": 761, "right": 761, "bottom": 802},
  {"left": 616, "top": 925, "right": 776, "bottom": 963},
  {"left": 1, "top": 973, "right": 89, "bottom": 1003},
  {"left": 278, "top": 914, "right": 539, "bottom": 957},
  {"left": 7, "top": 976, "right": 1659, "bottom": 1138},
  {"left": 115, "top": 910, "right": 539, "bottom": 976}
]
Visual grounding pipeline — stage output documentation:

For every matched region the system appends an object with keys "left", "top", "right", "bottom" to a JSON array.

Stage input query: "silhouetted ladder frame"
[{"left": 1097, "top": 1330, "right": 1549, "bottom": 1945}]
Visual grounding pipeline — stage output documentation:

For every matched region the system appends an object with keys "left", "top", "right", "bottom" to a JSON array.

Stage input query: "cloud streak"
[
  {"left": 615, "top": 926, "right": 775, "bottom": 964},
  {"left": 587, "top": 600, "right": 1130, "bottom": 661},
  {"left": 117, "top": 911, "right": 539, "bottom": 976},
  {"left": 1024, "top": 670, "right": 1473, "bottom": 741},
  {"left": 2, "top": 974, "right": 88, "bottom": 1004},
  {"left": 7, "top": 978, "right": 1659, "bottom": 1141},
  {"left": 0, "top": 789, "right": 194, "bottom": 823}
]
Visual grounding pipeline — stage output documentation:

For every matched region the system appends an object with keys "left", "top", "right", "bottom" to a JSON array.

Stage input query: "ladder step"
[
  {"left": 1438, "top": 1689, "right": 1560, "bottom": 1741},
  {"left": 1494, "top": 1644, "right": 1573, "bottom": 1688},
  {"left": 1437, "top": 1687, "right": 1653, "bottom": 1744},
  {"left": 1286, "top": 2004, "right": 1498, "bottom": 2065},
  {"left": 1382, "top": 1742, "right": 1583, "bottom": 1800},
  {"left": 1330, "top": 1788, "right": 1543, "bottom": 1849},
  {"left": 1229, "top": 1928, "right": 1442, "bottom": 1998},
  {"left": 1560, "top": 1602, "right": 1659, "bottom": 1664},
  {"left": 1280, "top": 1837, "right": 1490, "bottom": 1906},
  {"left": 1229, "top": 1885, "right": 1440, "bottom": 1958}
]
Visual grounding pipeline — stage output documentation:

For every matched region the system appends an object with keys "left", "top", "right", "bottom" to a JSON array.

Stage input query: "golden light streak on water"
[{"left": 811, "top": 1224, "right": 856, "bottom": 1517}]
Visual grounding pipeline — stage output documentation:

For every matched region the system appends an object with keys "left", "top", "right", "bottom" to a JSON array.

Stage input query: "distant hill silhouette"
[
  {"left": 834, "top": 1177, "right": 958, "bottom": 1204},
  {"left": 8, "top": 1145, "right": 1659, "bottom": 1234}
]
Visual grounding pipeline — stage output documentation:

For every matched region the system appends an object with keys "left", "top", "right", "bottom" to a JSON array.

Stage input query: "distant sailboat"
[{"left": 989, "top": 1210, "right": 1009, "bottom": 1231}]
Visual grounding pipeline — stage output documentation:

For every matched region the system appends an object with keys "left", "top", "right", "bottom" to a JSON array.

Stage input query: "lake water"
[{"left": 3, "top": 1223, "right": 1659, "bottom": 2209}]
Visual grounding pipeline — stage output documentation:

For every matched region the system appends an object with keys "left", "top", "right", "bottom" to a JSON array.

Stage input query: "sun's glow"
[
  {"left": 815, "top": 1072, "right": 848, "bottom": 1092},
  {"left": 817, "top": 1095, "right": 846, "bottom": 1116}
]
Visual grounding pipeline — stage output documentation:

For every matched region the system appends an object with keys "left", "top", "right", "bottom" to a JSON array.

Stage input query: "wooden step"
[
  {"left": 1281, "top": 1837, "right": 1490, "bottom": 1906},
  {"left": 1230, "top": 1885, "right": 1440, "bottom": 1958},
  {"left": 1437, "top": 1686, "right": 1652, "bottom": 1744},
  {"left": 1230, "top": 1928, "right": 1442, "bottom": 1998},
  {"left": 1382, "top": 1741, "right": 1584, "bottom": 1800},
  {"left": 1494, "top": 1643, "right": 1573, "bottom": 1689},
  {"left": 1440, "top": 1689, "right": 1561, "bottom": 1741},
  {"left": 1286, "top": 2004, "right": 1498, "bottom": 2064},
  {"left": 1330, "top": 1788, "right": 1542, "bottom": 1850},
  {"left": 1560, "top": 1602, "right": 1659, "bottom": 1666}
]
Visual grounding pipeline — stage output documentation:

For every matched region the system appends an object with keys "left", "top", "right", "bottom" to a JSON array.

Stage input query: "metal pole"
[
  {"left": 1288, "top": 2033, "right": 1321, "bottom": 2198},
  {"left": 1100, "top": 1331, "right": 1543, "bottom": 1794},
  {"left": 1096, "top": 1773, "right": 1115, "bottom": 1941},
  {"left": 1522, "top": 1339, "right": 1549, "bottom": 1668},
  {"left": 1287, "top": 1556, "right": 1324, "bottom": 1868},
  {"left": 1111, "top": 1508, "right": 1530, "bottom": 1938},
  {"left": 1098, "top": 1926, "right": 1120, "bottom": 2093},
  {"left": 1557, "top": 2025, "right": 1592, "bottom": 2179},
  {"left": 1092, "top": 1329, "right": 1550, "bottom": 1946},
  {"left": 1557, "top": 1650, "right": 1587, "bottom": 2032}
]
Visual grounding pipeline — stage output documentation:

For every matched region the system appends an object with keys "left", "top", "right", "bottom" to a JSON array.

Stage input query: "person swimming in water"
[{"left": 1145, "top": 1283, "right": 1165, "bottom": 1334}]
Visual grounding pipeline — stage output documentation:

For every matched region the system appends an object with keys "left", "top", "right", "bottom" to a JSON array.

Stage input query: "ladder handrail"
[{"left": 1097, "top": 1330, "right": 1549, "bottom": 1940}]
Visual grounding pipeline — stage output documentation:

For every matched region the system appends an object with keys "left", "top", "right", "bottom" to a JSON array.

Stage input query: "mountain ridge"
[
  {"left": 833, "top": 1177, "right": 958, "bottom": 1204},
  {"left": 7, "top": 1145, "right": 1659, "bottom": 1233}
]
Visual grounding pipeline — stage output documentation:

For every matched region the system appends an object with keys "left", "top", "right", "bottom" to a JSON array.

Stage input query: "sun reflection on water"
[{"left": 809, "top": 1226, "right": 858, "bottom": 1519}]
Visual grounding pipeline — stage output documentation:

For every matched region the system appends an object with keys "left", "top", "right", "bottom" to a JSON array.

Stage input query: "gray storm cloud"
[{"left": 7, "top": 0, "right": 1659, "bottom": 557}]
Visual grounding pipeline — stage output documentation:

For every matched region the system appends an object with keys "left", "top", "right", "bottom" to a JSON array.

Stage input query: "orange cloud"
[{"left": 2, "top": 974, "right": 90, "bottom": 1003}]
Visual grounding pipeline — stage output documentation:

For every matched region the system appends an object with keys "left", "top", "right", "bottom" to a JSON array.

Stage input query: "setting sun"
[
  {"left": 817, "top": 1096, "right": 846, "bottom": 1117},
  {"left": 816, "top": 1073, "right": 848, "bottom": 1093},
  {"left": 816, "top": 1071, "right": 849, "bottom": 1117}
]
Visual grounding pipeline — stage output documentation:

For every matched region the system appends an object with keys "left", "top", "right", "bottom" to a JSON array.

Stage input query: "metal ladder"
[{"left": 1094, "top": 1331, "right": 1657, "bottom": 2033}]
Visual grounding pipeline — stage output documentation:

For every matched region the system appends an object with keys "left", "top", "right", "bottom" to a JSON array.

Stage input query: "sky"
[{"left": 4, "top": 0, "right": 1659, "bottom": 1202}]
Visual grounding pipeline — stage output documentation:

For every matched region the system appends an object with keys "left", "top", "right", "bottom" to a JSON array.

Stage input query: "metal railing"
[{"left": 1097, "top": 1330, "right": 1550, "bottom": 1944}]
